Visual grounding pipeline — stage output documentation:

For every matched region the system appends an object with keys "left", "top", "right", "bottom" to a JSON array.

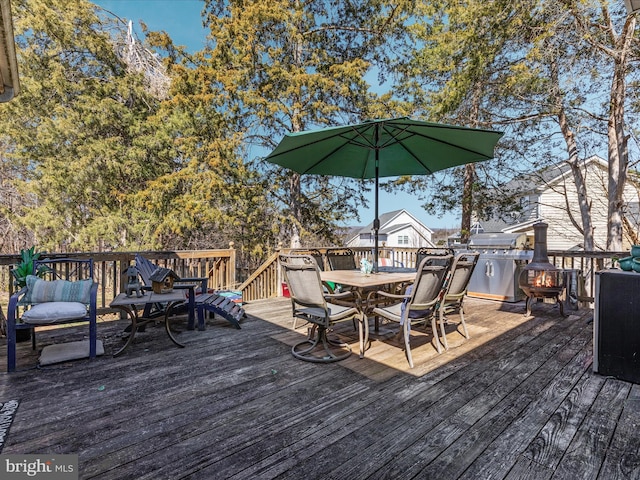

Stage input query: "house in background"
[
  {"left": 345, "top": 209, "right": 435, "bottom": 249},
  {"left": 474, "top": 155, "right": 640, "bottom": 251}
]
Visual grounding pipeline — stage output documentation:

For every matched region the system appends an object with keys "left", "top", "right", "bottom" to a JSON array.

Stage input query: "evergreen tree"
[
  {"left": 201, "top": 0, "right": 404, "bottom": 248},
  {"left": 0, "top": 0, "right": 169, "bottom": 251}
]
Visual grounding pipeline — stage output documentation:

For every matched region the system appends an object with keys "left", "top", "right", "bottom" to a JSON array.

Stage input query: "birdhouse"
[{"left": 149, "top": 267, "right": 180, "bottom": 294}]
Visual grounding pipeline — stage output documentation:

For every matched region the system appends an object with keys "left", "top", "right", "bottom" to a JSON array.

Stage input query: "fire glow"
[
  {"left": 518, "top": 222, "right": 568, "bottom": 317},
  {"left": 532, "top": 271, "right": 557, "bottom": 288}
]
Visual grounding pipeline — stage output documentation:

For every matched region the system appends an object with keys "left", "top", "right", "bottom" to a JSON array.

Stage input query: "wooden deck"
[{"left": 0, "top": 296, "right": 638, "bottom": 479}]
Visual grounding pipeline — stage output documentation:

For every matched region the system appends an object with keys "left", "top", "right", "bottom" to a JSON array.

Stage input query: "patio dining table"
[
  {"left": 320, "top": 269, "right": 416, "bottom": 291},
  {"left": 320, "top": 269, "right": 417, "bottom": 334}
]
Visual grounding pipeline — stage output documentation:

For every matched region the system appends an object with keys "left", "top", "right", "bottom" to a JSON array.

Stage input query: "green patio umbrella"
[{"left": 265, "top": 117, "right": 503, "bottom": 271}]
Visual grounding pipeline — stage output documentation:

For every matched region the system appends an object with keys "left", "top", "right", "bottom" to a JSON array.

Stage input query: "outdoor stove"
[{"left": 518, "top": 222, "right": 566, "bottom": 317}]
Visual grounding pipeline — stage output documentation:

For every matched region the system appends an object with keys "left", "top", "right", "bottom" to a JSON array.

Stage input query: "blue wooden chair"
[{"left": 134, "top": 253, "right": 245, "bottom": 330}]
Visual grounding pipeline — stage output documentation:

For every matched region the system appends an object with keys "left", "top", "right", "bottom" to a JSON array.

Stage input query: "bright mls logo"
[{"left": 0, "top": 454, "right": 78, "bottom": 479}]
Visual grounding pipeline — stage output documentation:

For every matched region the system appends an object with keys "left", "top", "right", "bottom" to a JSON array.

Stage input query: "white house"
[
  {"left": 345, "top": 209, "right": 436, "bottom": 249},
  {"left": 475, "top": 155, "right": 640, "bottom": 251}
]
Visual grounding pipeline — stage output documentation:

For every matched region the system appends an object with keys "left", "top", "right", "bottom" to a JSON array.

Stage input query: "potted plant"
[
  {"left": 7, "top": 247, "right": 49, "bottom": 341},
  {"left": 11, "top": 246, "right": 49, "bottom": 289}
]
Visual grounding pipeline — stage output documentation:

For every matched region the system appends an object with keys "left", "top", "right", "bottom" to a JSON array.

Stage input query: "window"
[{"left": 398, "top": 235, "right": 409, "bottom": 245}]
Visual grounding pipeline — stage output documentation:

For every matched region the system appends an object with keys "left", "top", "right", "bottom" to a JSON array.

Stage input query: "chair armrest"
[
  {"left": 176, "top": 276, "right": 208, "bottom": 293},
  {"left": 375, "top": 290, "right": 409, "bottom": 301},
  {"left": 8, "top": 287, "right": 27, "bottom": 319},
  {"left": 10, "top": 287, "right": 27, "bottom": 303},
  {"left": 324, "top": 291, "right": 357, "bottom": 301},
  {"left": 89, "top": 281, "right": 98, "bottom": 314},
  {"left": 322, "top": 281, "right": 335, "bottom": 294}
]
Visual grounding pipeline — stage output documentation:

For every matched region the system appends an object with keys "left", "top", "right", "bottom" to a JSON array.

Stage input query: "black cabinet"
[{"left": 594, "top": 270, "right": 640, "bottom": 384}]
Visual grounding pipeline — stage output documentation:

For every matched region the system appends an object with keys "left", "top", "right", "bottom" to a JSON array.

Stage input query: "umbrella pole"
[{"left": 374, "top": 141, "right": 380, "bottom": 273}]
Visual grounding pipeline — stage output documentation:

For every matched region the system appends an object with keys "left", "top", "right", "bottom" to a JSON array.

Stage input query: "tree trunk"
[
  {"left": 551, "top": 59, "right": 594, "bottom": 250},
  {"left": 461, "top": 82, "right": 481, "bottom": 244},
  {"left": 460, "top": 163, "right": 475, "bottom": 244},
  {"left": 289, "top": 173, "right": 302, "bottom": 249},
  {"left": 606, "top": 15, "right": 635, "bottom": 251}
]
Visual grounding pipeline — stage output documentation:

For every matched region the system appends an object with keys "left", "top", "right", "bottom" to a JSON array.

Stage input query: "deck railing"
[
  {"left": 0, "top": 245, "right": 623, "bottom": 312},
  {"left": 548, "top": 249, "right": 624, "bottom": 304},
  {"left": 0, "top": 246, "right": 236, "bottom": 316},
  {"left": 238, "top": 246, "right": 622, "bottom": 305},
  {"left": 238, "top": 250, "right": 281, "bottom": 301}
]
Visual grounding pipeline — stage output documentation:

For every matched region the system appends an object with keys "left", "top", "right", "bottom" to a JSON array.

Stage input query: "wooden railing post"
[
  {"left": 228, "top": 241, "right": 236, "bottom": 288},
  {"left": 276, "top": 242, "right": 283, "bottom": 297}
]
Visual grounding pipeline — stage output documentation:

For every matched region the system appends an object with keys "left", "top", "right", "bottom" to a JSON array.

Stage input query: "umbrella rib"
[
  {"left": 303, "top": 125, "right": 378, "bottom": 177},
  {"left": 380, "top": 124, "right": 497, "bottom": 175},
  {"left": 404, "top": 123, "right": 499, "bottom": 158},
  {"left": 266, "top": 125, "right": 377, "bottom": 175},
  {"left": 304, "top": 125, "right": 379, "bottom": 173},
  {"left": 379, "top": 124, "right": 435, "bottom": 175}
]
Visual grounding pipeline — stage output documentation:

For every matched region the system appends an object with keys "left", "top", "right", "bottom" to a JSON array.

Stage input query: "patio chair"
[
  {"left": 291, "top": 248, "right": 325, "bottom": 271},
  {"left": 372, "top": 254, "right": 453, "bottom": 368},
  {"left": 438, "top": 252, "right": 479, "bottom": 350},
  {"left": 415, "top": 247, "right": 454, "bottom": 269},
  {"left": 134, "top": 253, "right": 207, "bottom": 319},
  {"left": 280, "top": 254, "right": 367, "bottom": 363},
  {"left": 326, "top": 248, "right": 357, "bottom": 271},
  {"left": 135, "top": 253, "right": 207, "bottom": 292},
  {"left": 324, "top": 247, "right": 363, "bottom": 313},
  {"left": 6, "top": 258, "right": 99, "bottom": 372},
  {"left": 290, "top": 248, "right": 333, "bottom": 293},
  {"left": 286, "top": 251, "right": 335, "bottom": 329}
]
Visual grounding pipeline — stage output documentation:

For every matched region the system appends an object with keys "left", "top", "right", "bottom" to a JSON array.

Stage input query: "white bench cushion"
[{"left": 21, "top": 302, "right": 88, "bottom": 324}]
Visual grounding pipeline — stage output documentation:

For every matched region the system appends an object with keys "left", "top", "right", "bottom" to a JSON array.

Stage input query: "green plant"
[{"left": 11, "top": 247, "right": 49, "bottom": 288}]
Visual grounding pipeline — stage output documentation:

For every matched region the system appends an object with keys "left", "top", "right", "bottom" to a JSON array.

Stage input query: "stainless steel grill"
[{"left": 466, "top": 233, "right": 532, "bottom": 302}]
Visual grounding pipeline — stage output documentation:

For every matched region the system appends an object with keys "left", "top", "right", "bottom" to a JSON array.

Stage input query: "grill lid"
[{"left": 468, "top": 232, "right": 529, "bottom": 249}]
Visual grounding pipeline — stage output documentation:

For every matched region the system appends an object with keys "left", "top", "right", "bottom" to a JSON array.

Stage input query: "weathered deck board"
[{"left": 0, "top": 296, "right": 636, "bottom": 479}]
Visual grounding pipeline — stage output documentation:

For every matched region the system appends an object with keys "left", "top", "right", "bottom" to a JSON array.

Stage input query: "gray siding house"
[{"left": 475, "top": 155, "right": 640, "bottom": 250}]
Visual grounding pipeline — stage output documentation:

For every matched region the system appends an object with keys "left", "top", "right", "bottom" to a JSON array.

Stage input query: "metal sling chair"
[
  {"left": 280, "top": 254, "right": 367, "bottom": 363},
  {"left": 372, "top": 255, "right": 453, "bottom": 368}
]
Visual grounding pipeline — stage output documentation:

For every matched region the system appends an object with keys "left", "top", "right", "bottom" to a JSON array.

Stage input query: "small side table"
[{"left": 110, "top": 290, "right": 191, "bottom": 357}]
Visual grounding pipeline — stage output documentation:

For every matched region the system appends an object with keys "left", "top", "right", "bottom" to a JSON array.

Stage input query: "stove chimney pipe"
[
  {"left": 532, "top": 222, "right": 550, "bottom": 265},
  {"left": 524, "top": 222, "right": 558, "bottom": 271}
]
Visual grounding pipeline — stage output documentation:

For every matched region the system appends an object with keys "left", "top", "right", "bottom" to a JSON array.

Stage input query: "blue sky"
[{"left": 92, "top": 0, "right": 460, "bottom": 230}]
